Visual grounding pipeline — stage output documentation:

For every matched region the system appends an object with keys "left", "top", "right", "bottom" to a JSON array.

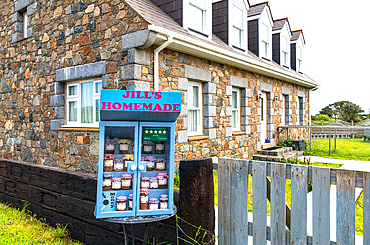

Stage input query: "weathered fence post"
[{"left": 179, "top": 158, "right": 215, "bottom": 244}]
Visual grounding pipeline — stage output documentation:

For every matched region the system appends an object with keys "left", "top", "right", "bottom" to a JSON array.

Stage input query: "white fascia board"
[
  {"left": 282, "top": 23, "right": 292, "bottom": 39},
  {"left": 148, "top": 25, "right": 318, "bottom": 89},
  {"left": 261, "top": 7, "right": 273, "bottom": 27}
]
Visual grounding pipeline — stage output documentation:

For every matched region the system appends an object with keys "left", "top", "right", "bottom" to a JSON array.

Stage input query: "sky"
[{"left": 249, "top": 0, "right": 370, "bottom": 115}]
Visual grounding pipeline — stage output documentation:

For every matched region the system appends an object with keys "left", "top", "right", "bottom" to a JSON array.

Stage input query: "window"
[
  {"left": 23, "top": 11, "right": 28, "bottom": 38},
  {"left": 296, "top": 98, "right": 300, "bottom": 125},
  {"left": 231, "top": 4, "right": 244, "bottom": 49},
  {"left": 299, "top": 97, "right": 303, "bottom": 125},
  {"left": 261, "top": 23, "right": 270, "bottom": 59},
  {"left": 231, "top": 88, "right": 240, "bottom": 131},
  {"left": 66, "top": 79, "right": 102, "bottom": 127},
  {"left": 188, "top": 0, "right": 206, "bottom": 33},
  {"left": 188, "top": 82, "right": 202, "bottom": 136},
  {"left": 297, "top": 46, "right": 303, "bottom": 72},
  {"left": 281, "top": 36, "right": 289, "bottom": 67},
  {"left": 282, "top": 95, "right": 286, "bottom": 125}
]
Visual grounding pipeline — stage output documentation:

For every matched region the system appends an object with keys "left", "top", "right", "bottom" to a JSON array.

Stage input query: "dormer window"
[
  {"left": 184, "top": 0, "right": 212, "bottom": 38},
  {"left": 261, "top": 23, "right": 270, "bottom": 59},
  {"left": 281, "top": 36, "right": 289, "bottom": 67},
  {"left": 189, "top": 1, "right": 206, "bottom": 32},
  {"left": 297, "top": 46, "right": 303, "bottom": 72},
  {"left": 290, "top": 30, "right": 305, "bottom": 73},
  {"left": 272, "top": 18, "right": 292, "bottom": 68}
]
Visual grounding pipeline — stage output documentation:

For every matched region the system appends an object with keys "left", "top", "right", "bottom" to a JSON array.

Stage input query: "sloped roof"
[
  {"left": 272, "top": 18, "right": 287, "bottom": 31},
  {"left": 124, "top": 0, "right": 316, "bottom": 87},
  {"left": 291, "top": 30, "right": 303, "bottom": 41},
  {"left": 248, "top": 2, "right": 269, "bottom": 17}
]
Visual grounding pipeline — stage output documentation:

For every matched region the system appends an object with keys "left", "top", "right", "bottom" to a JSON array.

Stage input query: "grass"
[
  {"left": 0, "top": 202, "right": 80, "bottom": 245},
  {"left": 306, "top": 138, "right": 370, "bottom": 161}
]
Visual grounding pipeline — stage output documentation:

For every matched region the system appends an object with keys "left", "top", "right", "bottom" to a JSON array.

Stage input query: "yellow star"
[
  {"left": 154, "top": 130, "right": 158, "bottom": 134},
  {"left": 159, "top": 130, "right": 162, "bottom": 134},
  {"left": 150, "top": 130, "right": 153, "bottom": 133},
  {"left": 145, "top": 130, "right": 149, "bottom": 133},
  {"left": 163, "top": 130, "right": 167, "bottom": 134}
]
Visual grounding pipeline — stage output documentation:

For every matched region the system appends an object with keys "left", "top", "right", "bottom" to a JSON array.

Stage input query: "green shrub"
[{"left": 316, "top": 114, "right": 330, "bottom": 122}]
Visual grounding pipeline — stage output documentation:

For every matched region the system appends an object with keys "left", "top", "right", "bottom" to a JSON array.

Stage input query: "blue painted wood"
[
  {"left": 312, "top": 167, "right": 330, "bottom": 245},
  {"left": 218, "top": 158, "right": 231, "bottom": 245},
  {"left": 230, "top": 159, "right": 249, "bottom": 245},
  {"left": 252, "top": 161, "right": 267, "bottom": 245},
  {"left": 363, "top": 172, "right": 370, "bottom": 245},
  {"left": 336, "top": 169, "right": 355, "bottom": 245},
  {"left": 291, "top": 165, "right": 307, "bottom": 245},
  {"left": 270, "top": 162, "right": 286, "bottom": 245}
]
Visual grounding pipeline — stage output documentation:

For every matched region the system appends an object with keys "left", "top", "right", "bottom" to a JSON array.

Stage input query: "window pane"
[
  {"left": 232, "top": 111, "right": 237, "bottom": 129},
  {"left": 232, "top": 27, "right": 242, "bottom": 47},
  {"left": 69, "top": 101, "right": 77, "bottom": 122},
  {"left": 69, "top": 85, "right": 77, "bottom": 96},
  {"left": 81, "top": 82, "right": 93, "bottom": 123},
  {"left": 262, "top": 23, "right": 269, "bottom": 42},
  {"left": 95, "top": 82, "right": 102, "bottom": 94},
  {"left": 232, "top": 5, "right": 243, "bottom": 28},
  {"left": 96, "top": 99, "right": 100, "bottom": 122},
  {"left": 232, "top": 91, "right": 238, "bottom": 109},
  {"left": 193, "top": 86, "right": 199, "bottom": 108},
  {"left": 189, "top": 110, "right": 198, "bottom": 132},
  {"left": 264, "top": 42, "right": 269, "bottom": 57},
  {"left": 189, "top": 4, "right": 204, "bottom": 31},
  {"left": 298, "top": 46, "right": 302, "bottom": 59}
]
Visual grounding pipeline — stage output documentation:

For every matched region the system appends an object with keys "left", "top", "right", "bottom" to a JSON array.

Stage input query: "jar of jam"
[
  {"left": 141, "top": 177, "right": 150, "bottom": 188},
  {"left": 121, "top": 174, "right": 132, "bottom": 190},
  {"left": 142, "top": 141, "right": 153, "bottom": 154},
  {"left": 149, "top": 198, "right": 159, "bottom": 210},
  {"left": 156, "top": 158, "right": 166, "bottom": 171},
  {"left": 149, "top": 177, "right": 158, "bottom": 189},
  {"left": 117, "top": 196, "right": 127, "bottom": 211},
  {"left": 113, "top": 158, "right": 124, "bottom": 172},
  {"left": 105, "top": 138, "right": 115, "bottom": 154},
  {"left": 155, "top": 141, "right": 165, "bottom": 154},
  {"left": 103, "top": 173, "right": 112, "bottom": 191},
  {"left": 118, "top": 139, "right": 132, "bottom": 154},
  {"left": 112, "top": 178, "right": 122, "bottom": 190},
  {"left": 157, "top": 173, "right": 168, "bottom": 189},
  {"left": 145, "top": 156, "right": 156, "bottom": 171},
  {"left": 140, "top": 189, "right": 150, "bottom": 210},
  {"left": 160, "top": 195, "right": 168, "bottom": 209},
  {"left": 103, "top": 154, "right": 115, "bottom": 171},
  {"left": 128, "top": 194, "right": 133, "bottom": 210}
]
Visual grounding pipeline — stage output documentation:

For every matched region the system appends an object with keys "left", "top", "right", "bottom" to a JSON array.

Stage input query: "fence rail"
[{"left": 218, "top": 158, "right": 369, "bottom": 244}]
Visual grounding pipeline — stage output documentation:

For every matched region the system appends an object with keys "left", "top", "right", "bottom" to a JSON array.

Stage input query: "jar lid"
[
  {"left": 157, "top": 176, "right": 164, "bottom": 180},
  {"left": 117, "top": 196, "right": 127, "bottom": 201},
  {"left": 141, "top": 177, "right": 151, "bottom": 181},
  {"left": 103, "top": 173, "right": 112, "bottom": 178},
  {"left": 112, "top": 178, "right": 121, "bottom": 182},
  {"left": 157, "top": 172, "right": 168, "bottom": 176},
  {"left": 160, "top": 194, "right": 168, "bottom": 198},
  {"left": 128, "top": 194, "right": 133, "bottom": 199},
  {"left": 149, "top": 198, "right": 159, "bottom": 203},
  {"left": 160, "top": 197, "right": 169, "bottom": 201},
  {"left": 145, "top": 156, "right": 156, "bottom": 161},
  {"left": 140, "top": 188, "right": 150, "bottom": 195},
  {"left": 121, "top": 174, "right": 132, "bottom": 179},
  {"left": 150, "top": 177, "right": 158, "bottom": 182}
]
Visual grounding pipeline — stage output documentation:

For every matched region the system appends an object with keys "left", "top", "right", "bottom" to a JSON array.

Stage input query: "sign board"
[{"left": 142, "top": 128, "right": 169, "bottom": 141}]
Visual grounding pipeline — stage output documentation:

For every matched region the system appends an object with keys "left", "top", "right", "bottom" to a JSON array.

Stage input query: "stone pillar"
[
  {"left": 203, "top": 83, "right": 217, "bottom": 139},
  {"left": 179, "top": 158, "right": 215, "bottom": 244}
]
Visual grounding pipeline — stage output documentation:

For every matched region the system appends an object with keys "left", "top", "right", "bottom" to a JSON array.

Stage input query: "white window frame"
[
  {"left": 231, "top": 88, "right": 241, "bottom": 131},
  {"left": 261, "top": 22, "right": 270, "bottom": 60},
  {"left": 229, "top": 1, "right": 247, "bottom": 51},
  {"left": 23, "top": 11, "right": 28, "bottom": 38},
  {"left": 297, "top": 45, "right": 303, "bottom": 72},
  {"left": 188, "top": 82, "right": 203, "bottom": 136},
  {"left": 183, "top": 0, "right": 212, "bottom": 39},
  {"left": 281, "top": 35, "right": 289, "bottom": 67},
  {"left": 66, "top": 79, "right": 102, "bottom": 128}
]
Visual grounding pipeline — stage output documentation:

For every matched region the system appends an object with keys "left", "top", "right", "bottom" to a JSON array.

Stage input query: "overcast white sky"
[{"left": 248, "top": 0, "right": 370, "bottom": 115}]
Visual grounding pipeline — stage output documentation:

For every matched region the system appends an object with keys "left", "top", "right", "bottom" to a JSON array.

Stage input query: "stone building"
[{"left": 0, "top": 0, "right": 317, "bottom": 172}]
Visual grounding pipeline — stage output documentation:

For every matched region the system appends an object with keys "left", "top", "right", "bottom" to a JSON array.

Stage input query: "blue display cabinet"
[{"left": 95, "top": 90, "right": 182, "bottom": 219}]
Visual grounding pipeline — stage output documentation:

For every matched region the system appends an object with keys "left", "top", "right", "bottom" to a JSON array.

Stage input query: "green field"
[
  {"left": 306, "top": 138, "right": 370, "bottom": 161},
  {"left": 0, "top": 203, "right": 80, "bottom": 245}
]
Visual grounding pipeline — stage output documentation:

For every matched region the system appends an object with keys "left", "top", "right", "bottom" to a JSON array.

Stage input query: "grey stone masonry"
[
  {"left": 120, "top": 65, "right": 142, "bottom": 81},
  {"left": 204, "top": 117, "right": 213, "bottom": 129},
  {"left": 241, "top": 88, "right": 250, "bottom": 133},
  {"left": 50, "top": 120, "right": 65, "bottom": 131},
  {"left": 185, "top": 66, "right": 211, "bottom": 82},
  {"left": 27, "top": 4, "right": 34, "bottom": 15},
  {"left": 241, "top": 107, "right": 251, "bottom": 116},
  {"left": 282, "top": 86, "right": 291, "bottom": 95},
  {"left": 203, "top": 83, "right": 216, "bottom": 94},
  {"left": 121, "top": 29, "right": 157, "bottom": 50},
  {"left": 10, "top": 12, "right": 23, "bottom": 23},
  {"left": 102, "top": 75, "right": 109, "bottom": 89},
  {"left": 242, "top": 126, "right": 251, "bottom": 134},
  {"left": 54, "top": 108, "right": 65, "bottom": 119},
  {"left": 177, "top": 131, "right": 188, "bottom": 144},
  {"left": 203, "top": 94, "right": 213, "bottom": 105},
  {"left": 204, "top": 106, "right": 216, "bottom": 117},
  {"left": 50, "top": 95, "right": 65, "bottom": 107},
  {"left": 225, "top": 127, "right": 232, "bottom": 137},
  {"left": 226, "top": 86, "right": 232, "bottom": 96},
  {"left": 56, "top": 61, "right": 106, "bottom": 82},
  {"left": 297, "top": 90, "right": 305, "bottom": 97},
  {"left": 12, "top": 33, "right": 23, "bottom": 43},
  {"left": 230, "top": 76, "right": 248, "bottom": 88},
  {"left": 27, "top": 27, "right": 32, "bottom": 38},
  {"left": 204, "top": 128, "right": 216, "bottom": 139},
  {"left": 127, "top": 49, "right": 151, "bottom": 66},
  {"left": 180, "top": 105, "right": 188, "bottom": 117},
  {"left": 225, "top": 107, "right": 232, "bottom": 117},
  {"left": 14, "top": 23, "right": 23, "bottom": 33},
  {"left": 177, "top": 78, "right": 188, "bottom": 91},
  {"left": 241, "top": 89, "right": 252, "bottom": 98},
  {"left": 15, "top": 0, "right": 31, "bottom": 12},
  {"left": 126, "top": 81, "right": 150, "bottom": 91},
  {"left": 260, "top": 82, "right": 272, "bottom": 92},
  {"left": 266, "top": 92, "right": 273, "bottom": 139},
  {"left": 54, "top": 82, "right": 64, "bottom": 95}
]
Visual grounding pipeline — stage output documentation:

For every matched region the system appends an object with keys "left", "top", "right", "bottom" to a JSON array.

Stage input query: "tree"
[
  {"left": 318, "top": 101, "right": 364, "bottom": 122},
  {"left": 319, "top": 105, "right": 335, "bottom": 118}
]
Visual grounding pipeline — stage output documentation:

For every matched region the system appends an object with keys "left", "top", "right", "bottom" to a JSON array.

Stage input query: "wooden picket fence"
[{"left": 218, "top": 158, "right": 370, "bottom": 245}]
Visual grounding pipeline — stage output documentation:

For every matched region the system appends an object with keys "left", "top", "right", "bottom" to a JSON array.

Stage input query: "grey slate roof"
[
  {"left": 291, "top": 30, "right": 302, "bottom": 41},
  {"left": 124, "top": 0, "right": 315, "bottom": 85},
  {"left": 247, "top": 2, "right": 269, "bottom": 17},
  {"left": 272, "top": 18, "right": 287, "bottom": 31}
]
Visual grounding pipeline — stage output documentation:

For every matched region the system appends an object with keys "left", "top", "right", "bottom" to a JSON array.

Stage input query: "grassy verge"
[
  {"left": 0, "top": 202, "right": 80, "bottom": 245},
  {"left": 306, "top": 138, "right": 370, "bottom": 161}
]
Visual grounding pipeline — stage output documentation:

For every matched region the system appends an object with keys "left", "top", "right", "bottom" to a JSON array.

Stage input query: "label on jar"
[
  {"left": 103, "top": 179, "right": 111, "bottom": 187},
  {"left": 150, "top": 182, "right": 158, "bottom": 189},
  {"left": 112, "top": 181, "right": 121, "bottom": 189},
  {"left": 160, "top": 202, "right": 168, "bottom": 209},
  {"left": 156, "top": 162, "right": 165, "bottom": 170},
  {"left": 158, "top": 178, "right": 167, "bottom": 185},
  {"left": 141, "top": 195, "right": 148, "bottom": 203},
  {"left": 117, "top": 202, "right": 127, "bottom": 211},
  {"left": 104, "top": 160, "right": 113, "bottom": 167},
  {"left": 105, "top": 144, "right": 114, "bottom": 150},
  {"left": 114, "top": 163, "right": 123, "bottom": 170},
  {"left": 120, "top": 144, "right": 129, "bottom": 151},
  {"left": 156, "top": 144, "right": 164, "bottom": 151},
  {"left": 122, "top": 179, "right": 131, "bottom": 187},
  {"left": 149, "top": 203, "right": 158, "bottom": 210},
  {"left": 147, "top": 161, "right": 155, "bottom": 168},
  {"left": 129, "top": 200, "right": 133, "bottom": 209},
  {"left": 144, "top": 145, "right": 152, "bottom": 152},
  {"left": 141, "top": 181, "right": 150, "bottom": 188}
]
